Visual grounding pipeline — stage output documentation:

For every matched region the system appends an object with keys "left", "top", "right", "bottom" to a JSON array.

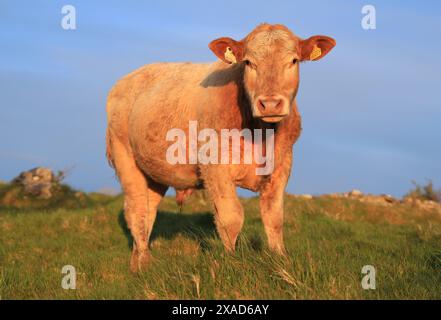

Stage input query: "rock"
[
  {"left": 402, "top": 196, "right": 441, "bottom": 212},
  {"left": 419, "top": 200, "right": 440, "bottom": 210},
  {"left": 372, "top": 195, "right": 392, "bottom": 205},
  {"left": 12, "top": 167, "right": 55, "bottom": 199},
  {"left": 382, "top": 194, "right": 397, "bottom": 204},
  {"left": 327, "top": 193, "right": 341, "bottom": 198},
  {"left": 348, "top": 189, "right": 363, "bottom": 197}
]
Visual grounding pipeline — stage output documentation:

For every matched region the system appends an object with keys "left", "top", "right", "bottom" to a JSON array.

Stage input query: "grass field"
[{"left": 1, "top": 193, "right": 440, "bottom": 299}]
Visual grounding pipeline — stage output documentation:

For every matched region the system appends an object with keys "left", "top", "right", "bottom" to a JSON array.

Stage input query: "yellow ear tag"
[
  {"left": 224, "top": 47, "right": 237, "bottom": 64},
  {"left": 310, "top": 44, "right": 322, "bottom": 60}
]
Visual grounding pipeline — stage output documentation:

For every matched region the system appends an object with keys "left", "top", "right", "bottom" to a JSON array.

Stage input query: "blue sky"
[{"left": 0, "top": 0, "right": 440, "bottom": 197}]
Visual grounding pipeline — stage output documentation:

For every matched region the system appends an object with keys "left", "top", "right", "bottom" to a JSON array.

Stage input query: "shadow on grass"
[
  {"left": 118, "top": 210, "right": 217, "bottom": 251},
  {"left": 426, "top": 249, "right": 441, "bottom": 270}
]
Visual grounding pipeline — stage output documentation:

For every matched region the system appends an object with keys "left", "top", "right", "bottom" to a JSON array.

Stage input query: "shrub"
[{"left": 405, "top": 180, "right": 440, "bottom": 203}]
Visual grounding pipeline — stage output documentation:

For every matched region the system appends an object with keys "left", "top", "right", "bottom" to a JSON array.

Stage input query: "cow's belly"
[
  {"left": 137, "top": 154, "right": 200, "bottom": 189},
  {"left": 130, "top": 131, "right": 201, "bottom": 189},
  {"left": 128, "top": 87, "right": 202, "bottom": 188}
]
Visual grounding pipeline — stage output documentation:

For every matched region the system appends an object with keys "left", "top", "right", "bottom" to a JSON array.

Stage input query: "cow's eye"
[
  {"left": 292, "top": 58, "right": 298, "bottom": 65},
  {"left": 244, "top": 60, "right": 256, "bottom": 69}
]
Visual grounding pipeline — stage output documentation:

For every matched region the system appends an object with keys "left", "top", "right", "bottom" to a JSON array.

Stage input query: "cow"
[{"left": 106, "top": 23, "right": 336, "bottom": 272}]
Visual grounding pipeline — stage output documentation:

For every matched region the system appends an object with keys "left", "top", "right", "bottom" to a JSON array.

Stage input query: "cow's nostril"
[{"left": 259, "top": 98, "right": 282, "bottom": 111}]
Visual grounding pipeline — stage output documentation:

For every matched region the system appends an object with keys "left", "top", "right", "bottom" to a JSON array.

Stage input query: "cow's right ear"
[{"left": 209, "top": 37, "right": 244, "bottom": 64}]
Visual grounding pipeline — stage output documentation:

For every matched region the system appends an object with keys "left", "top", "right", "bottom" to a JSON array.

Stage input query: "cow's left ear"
[
  {"left": 209, "top": 37, "right": 244, "bottom": 64},
  {"left": 300, "top": 35, "right": 336, "bottom": 61}
]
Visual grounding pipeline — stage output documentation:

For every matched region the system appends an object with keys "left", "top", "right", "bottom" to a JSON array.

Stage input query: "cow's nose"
[{"left": 258, "top": 97, "right": 282, "bottom": 113}]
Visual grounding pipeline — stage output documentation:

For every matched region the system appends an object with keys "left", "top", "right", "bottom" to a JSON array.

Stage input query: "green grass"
[{"left": 0, "top": 194, "right": 440, "bottom": 299}]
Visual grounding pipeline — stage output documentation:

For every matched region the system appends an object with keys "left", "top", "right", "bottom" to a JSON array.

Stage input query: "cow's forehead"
[{"left": 244, "top": 26, "right": 299, "bottom": 60}]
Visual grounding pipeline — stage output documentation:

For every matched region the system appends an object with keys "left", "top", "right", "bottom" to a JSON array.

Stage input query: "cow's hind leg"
[
  {"left": 109, "top": 134, "right": 167, "bottom": 272},
  {"left": 129, "top": 178, "right": 167, "bottom": 272}
]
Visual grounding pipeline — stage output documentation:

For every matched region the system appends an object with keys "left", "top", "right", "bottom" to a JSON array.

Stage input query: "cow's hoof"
[
  {"left": 129, "top": 251, "right": 140, "bottom": 273},
  {"left": 130, "top": 251, "right": 153, "bottom": 273},
  {"left": 138, "top": 252, "right": 153, "bottom": 271}
]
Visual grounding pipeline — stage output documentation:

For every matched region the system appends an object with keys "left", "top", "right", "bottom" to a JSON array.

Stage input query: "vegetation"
[
  {"left": 1, "top": 191, "right": 440, "bottom": 299},
  {"left": 0, "top": 181, "right": 114, "bottom": 210},
  {"left": 405, "top": 180, "right": 440, "bottom": 203}
]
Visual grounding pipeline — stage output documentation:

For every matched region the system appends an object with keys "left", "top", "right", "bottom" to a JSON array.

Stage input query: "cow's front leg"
[
  {"left": 259, "top": 153, "right": 292, "bottom": 255},
  {"left": 202, "top": 166, "right": 244, "bottom": 252},
  {"left": 260, "top": 183, "right": 286, "bottom": 254}
]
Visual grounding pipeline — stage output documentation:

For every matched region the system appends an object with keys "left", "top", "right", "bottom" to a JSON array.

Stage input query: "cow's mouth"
[{"left": 258, "top": 115, "right": 287, "bottom": 123}]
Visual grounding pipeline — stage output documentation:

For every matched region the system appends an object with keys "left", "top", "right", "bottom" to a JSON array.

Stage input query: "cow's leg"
[
  {"left": 259, "top": 151, "right": 292, "bottom": 255},
  {"left": 129, "top": 177, "right": 167, "bottom": 272},
  {"left": 109, "top": 134, "right": 167, "bottom": 272},
  {"left": 202, "top": 167, "right": 244, "bottom": 252},
  {"left": 260, "top": 181, "right": 286, "bottom": 255}
]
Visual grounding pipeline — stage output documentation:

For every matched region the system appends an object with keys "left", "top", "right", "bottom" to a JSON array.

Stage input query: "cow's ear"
[
  {"left": 300, "top": 35, "right": 336, "bottom": 61},
  {"left": 209, "top": 37, "right": 244, "bottom": 64}
]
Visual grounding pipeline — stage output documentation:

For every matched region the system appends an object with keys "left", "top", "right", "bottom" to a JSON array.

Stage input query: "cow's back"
[{"left": 107, "top": 63, "right": 210, "bottom": 139}]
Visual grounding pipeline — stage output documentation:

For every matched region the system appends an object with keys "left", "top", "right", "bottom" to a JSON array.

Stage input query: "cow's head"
[{"left": 209, "top": 24, "right": 336, "bottom": 123}]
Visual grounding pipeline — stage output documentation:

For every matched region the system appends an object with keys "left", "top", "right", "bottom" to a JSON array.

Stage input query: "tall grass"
[{"left": 0, "top": 194, "right": 440, "bottom": 299}]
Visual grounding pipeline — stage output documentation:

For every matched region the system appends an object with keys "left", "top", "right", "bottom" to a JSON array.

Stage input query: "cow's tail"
[{"left": 106, "top": 128, "right": 115, "bottom": 168}]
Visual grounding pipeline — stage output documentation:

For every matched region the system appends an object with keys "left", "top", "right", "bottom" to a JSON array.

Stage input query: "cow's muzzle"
[{"left": 252, "top": 95, "right": 289, "bottom": 123}]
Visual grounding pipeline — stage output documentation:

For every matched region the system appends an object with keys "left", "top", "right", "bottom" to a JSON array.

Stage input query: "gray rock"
[
  {"left": 12, "top": 167, "right": 55, "bottom": 199},
  {"left": 348, "top": 189, "right": 363, "bottom": 197}
]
